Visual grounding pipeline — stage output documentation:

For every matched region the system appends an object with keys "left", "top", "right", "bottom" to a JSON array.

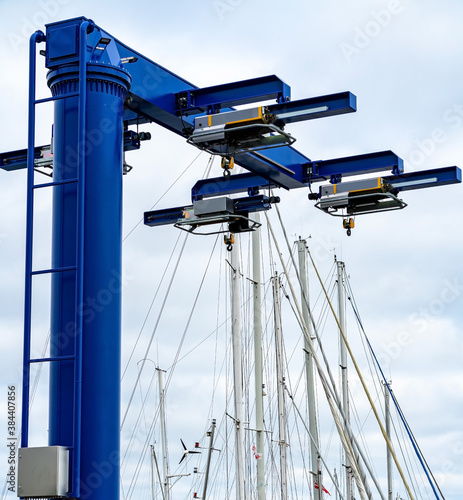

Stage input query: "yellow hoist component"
[
  {"left": 343, "top": 217, "right": 354, "bottom": 236},
  {"left": 221, "top": 156, "right": 234, "bottom": 177},
  {"left": 224, "top": 233, "right": 235, "bottom": 251}
]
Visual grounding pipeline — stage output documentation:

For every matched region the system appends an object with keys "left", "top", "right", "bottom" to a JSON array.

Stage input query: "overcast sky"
[{"left": 0, "top": 0, "right": 462, "bottom": 499}]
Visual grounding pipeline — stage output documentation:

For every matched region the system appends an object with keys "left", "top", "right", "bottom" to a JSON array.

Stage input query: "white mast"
[
  {"left": 157, "top": 367, "right": 171, "bottom": 500},
  {"left": 296, "top": 238, "right": 322, "bottom": 500},
  {"left": 272, "top": 273, "right": 288, "bottom": 500},
  {"left": 384, "top": 381, "right": 393, "bottom": 500},
  {"left": 230, "top": 239, "right": 246, "bottom": 500},
  {"left": 202, "top": 419, "right": 217, "bottom": 500},
  {"left": 252, "top": 215, "right": 266, "bottom": 500},
  {"left": 336, "top": 260, "right": 353, "bottom": 500}
]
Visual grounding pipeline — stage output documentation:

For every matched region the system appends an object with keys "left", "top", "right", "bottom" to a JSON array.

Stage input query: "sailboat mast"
[
  {"left": 202, "top": 419, "right": 216, "bottom": 500},
  {"left": 336, "top": 260, "right": 352, "bottom": 500},
  {"left": 252, "top": 215, "right": 266, "bottom": 500},
  {"left": 272, "top": 273, "right": 288, "bottom": 500},
  {"left": 384, "top": 381, "right": 393, "bottom": 500},
  {"left": 157, "top": 367, "right": 171, "bottom": 500},
  {"left": 231, "top": 240, "right": 246, "bottom": 500},
  {"left": 296, "top": 238, "right": 321, "bottom": 500}
]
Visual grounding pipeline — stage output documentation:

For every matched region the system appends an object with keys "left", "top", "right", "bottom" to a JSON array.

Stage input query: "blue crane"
[{"left": 0, "top": 16, "right": 460, "bottom": 500}]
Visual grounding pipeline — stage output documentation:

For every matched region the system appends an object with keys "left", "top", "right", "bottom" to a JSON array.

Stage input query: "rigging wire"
[
  {"left": 346, "top": 281, "right": 440, "bottom": 499},
  {"left": 304, "top": 240, "right": 412, "bottom": 500},
  {"left": 264, "top": 211, "right": 370, "bottom": 500},
  {"left": 393, "top": 400, "right": 424, "bottom": 499},
  {"left": 120, "top": 363, "right": 158, "bottom": 480},
  {"left": 346, "top": 294, "right": 445, "bottom": 500},
  {"left": 342, "top": 271, "right": 406, "bottom": 491},
  {"left": 121, "top": 231, "right": 190, "bottom": 430},
  {"left": 122, "top": 154, "right": 216, "bottom": 451},
  {"left": 267, "top": 215, "right": 380, "bottom": 500},
  {"left": 121, "top": 230, "right": 184, "bottom": 381},
  {"left": 286, "top": 386, "right": 346, "bottom": 500},
  {"left": 278, "top": 279, "right": 322, "bottom": 498},
  {"left": 125, "top": 234, "right": 220, "bottom": 497},
  {"left": 122, "top": 151, "right": 203, "bottom": 242},
  {"left": 268, "top": 206, "right": 433, "bottom": 500}
]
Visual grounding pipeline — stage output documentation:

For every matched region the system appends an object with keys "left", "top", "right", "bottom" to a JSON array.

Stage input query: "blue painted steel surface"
[
  {"left": 175, "top": 75, "right": 291, "bottom": 115},
  {"left": 72, "top": 19, "right": 91, "bottom": 497},
  {"left": 1, "top": 132, "right": 144, "bottom": 172},
  {"left": 190, "top": 151, "right": 404, "bottom": 200},
  {"left": 34, "top": 178, "right": 79, "bottom": 188},
  {"left": 46, "top": 17, "right": 131, "bottom": 500},
  {"left": 385, "top": 165, "right": 461, "bottom": 191},
  {"left": 31, "top": 266, "right": 76, "bottom": 275},
  {"left": 0, "top": 145, "right": 48, "bottom": 172},
  {"left": 144, "top": 194, "right": 276, "bottom": 228},
  {"left": 192, "top": 173, "right": 274, "bottom": 201},
  {"left": 29, "top": 356, "right": 75, "bottom": 363},
  {"left": 234, "top": 195, "right": 275, "bottom": 213},
  {"left": 269, "top": 91, "right": 356, "bottom": 125},
  {"left": 308, "top": 150, "right": 404, "bottom": 181},
  {"left": 144, "top": 206, "right": 187, "bottom": 226}
]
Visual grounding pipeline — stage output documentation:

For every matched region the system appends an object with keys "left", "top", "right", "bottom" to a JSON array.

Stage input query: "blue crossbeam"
[
  {"left": 189, "top": 154, "right": 460, "bottom": 201},
  {"left": 191, "top": 151, "right": 406, "bottom": 200},
  {"left": 269, "top": 92, "right": 356, "bottom": 125},
  {"left": 0, "top": 146, "right": 47, "bottom": 172},
  {"left": 0, "top": 132, "right": 148, "bottom": 172},
  {"left": 308, "top": 150, "right": 404, "bottom": 182},
  {"left": 235, "top": 195, "right": 276, "bottom": 213},
  {"left": 385, "top": 166, "right": 461, "bottom": 191},
  {"left": 144, "top": 194, "right": 275, "bottom": 228},
  {"left": 192, "top": 173, "right": 274, "bottom": 201},
  {"left": 144, "top": 206, "right": 187, "bottom": 227},
  {"left": 175, "top": 75, "right": 291, "bottom": 115}
]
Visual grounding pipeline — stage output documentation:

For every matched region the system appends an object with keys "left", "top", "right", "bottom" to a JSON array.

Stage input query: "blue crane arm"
[
  {"left": 1, "top": 17, "right": 358, "bottom": 189},
  {"left": 114, "top": 32, "right": 357, "bottom": 188},
  {"left": 1, "top": 16, "right": 460, "bottom": 214},
  {"left": 0, "top": 17, "right": 360, "bottom": 191}
]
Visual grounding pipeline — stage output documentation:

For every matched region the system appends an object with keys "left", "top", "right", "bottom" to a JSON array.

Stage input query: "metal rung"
[
  {"left": 33, "top": 178, "right": 78, "bottom": 189},
  {"left": 31, "top": 266, "right": 76, "bottom": 276},
  {"left": 35, "top": 93, "right": 79, "bottom": 104},
  {"left": 29, "top": 355, "right": 75, "bottom": 363}
]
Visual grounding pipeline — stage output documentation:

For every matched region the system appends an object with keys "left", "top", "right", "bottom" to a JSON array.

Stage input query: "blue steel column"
[{"left": 47, "top": 40, "right": 131, "bottom": 500}]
